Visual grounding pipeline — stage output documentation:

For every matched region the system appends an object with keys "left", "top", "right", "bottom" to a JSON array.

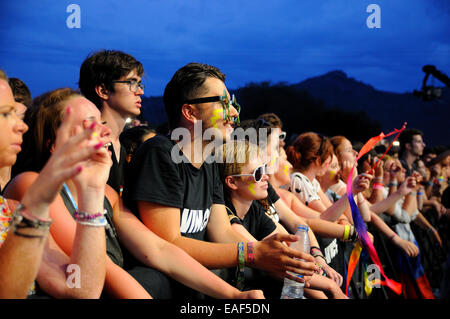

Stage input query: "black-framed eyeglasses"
[
  {"left": 184, "top": 89, "right": 241, "bottom": 125},
  {"left": 111, "top": 80, "right": 145, "bottom": 93},
  {"left": 231, "top": 163, "right": 268, "bottom": 183}
]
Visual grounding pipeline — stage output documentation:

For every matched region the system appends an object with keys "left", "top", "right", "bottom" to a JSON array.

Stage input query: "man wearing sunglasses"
[
  {"left": 79, "top": 50, "right": 145, "bottom": 195},
  {"left": 123, "top": 62, "right": 317, "bottom": 297}
]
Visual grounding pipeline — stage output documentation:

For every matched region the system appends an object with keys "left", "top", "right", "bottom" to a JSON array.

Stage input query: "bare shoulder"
[{"left": 2, "top": 171, "right": 40, "bottom": 200}]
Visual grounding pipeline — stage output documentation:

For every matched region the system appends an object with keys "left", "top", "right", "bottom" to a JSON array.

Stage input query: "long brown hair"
[{"left": 286, "top": 132, "right": 333, "bottom": 172}]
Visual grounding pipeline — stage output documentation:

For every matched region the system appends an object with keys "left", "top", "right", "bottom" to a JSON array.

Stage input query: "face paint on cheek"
[
  {"left": 329, "top": 170, "right": 337, "bottom": 181},
  {"left": 247, "top": 181, "right": 256, "bottom": 195},
  {"left": 210, "top": 109, "right": 222, "bottom": 129},
  {"left": 283, "top": 164, "right": 290, "bottom": 177}
]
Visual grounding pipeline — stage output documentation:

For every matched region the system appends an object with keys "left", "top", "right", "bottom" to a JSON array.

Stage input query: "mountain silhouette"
[{"left": 292, "top": 70, "right": 450, "bottom": 146}]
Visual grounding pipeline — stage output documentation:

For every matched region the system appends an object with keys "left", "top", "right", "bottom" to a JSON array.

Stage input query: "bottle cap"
[{"left": 297, "top": 225, "right": 309, "bottom": 232}]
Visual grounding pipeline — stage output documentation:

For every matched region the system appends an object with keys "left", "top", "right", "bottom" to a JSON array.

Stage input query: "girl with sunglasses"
[{"left": 219, "top": 140, "right": 348, "bottom": 299}]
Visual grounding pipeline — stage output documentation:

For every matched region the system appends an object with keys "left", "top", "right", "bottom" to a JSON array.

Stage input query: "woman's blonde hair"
[
  {"left": 218, "top": 139, "right": 260, "bottom": 183},
  {"left": 218, "top": 140, "right": 271, "bottom": 211}
]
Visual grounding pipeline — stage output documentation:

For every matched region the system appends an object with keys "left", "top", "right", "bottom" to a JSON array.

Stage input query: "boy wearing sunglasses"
[{"left": 123, "top": 62, "right": 317, "bottom": 297}]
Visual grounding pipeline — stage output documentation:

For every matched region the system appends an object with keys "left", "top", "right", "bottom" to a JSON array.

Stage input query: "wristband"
[
  {"left": 310, "top": 246, "right": 322, "bottom": 254},
  {"left": 417, "top": 191, "right": 424, "bottom": 196},
  {"left": 236, "top": 242, "right": 245, "bottom": 290},
  {"left": 246, "top": 242, "right": 255, "bottom": 265},
  {"left": 388, "top": 182, "right": 398, "bottom": 187},
  {"left": 349, "top": 225, "right": 358, "bottom": 242},
  {"left": 343, "top": 225, "right": 350, "bottom": 241},
  {"left": 74, "top": 209, "right": 106, "bottom": 221},
  {"left": 11, "top": 204, "right": 53, "bottom": 238},
  {"left": 74, "top": 209, "right": 107, "bottom": 227},
  {"left": 390, "top": 233, "right": 397, "bottom": 241},
  {"left": 76, "top": 216, "right": 107, "bottom": 227},
  {"left": 373, "top": 182, "right": 384, "bottom": 190}
]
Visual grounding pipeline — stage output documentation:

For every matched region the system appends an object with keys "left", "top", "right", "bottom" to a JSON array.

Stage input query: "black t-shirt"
[
  {"left": 400, "top": 158, "right": 417, "bottom": 178},
  {"left": 123, "top": 135, "right": 225, "bottom": 241},
  {"left": 224, "top": 183, "right": 279, "bottom": 241},
  {"left": 107, "top": 144, "right": 127, "bottom": 196}
]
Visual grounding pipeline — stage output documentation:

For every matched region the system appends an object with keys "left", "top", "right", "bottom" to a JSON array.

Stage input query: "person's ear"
[
  {"left": 47, "top": 139, "right": 55, "bottom": 154},
  {"left": 181, "top": 103, "right": 199, "bottom": 125},
  {"left": 94, "top": 84, "right": 109, "bottom": 101},
  {"left": 225, "top": 176, "right": 238, "bottom": 191},
  {"left": 314, "top": 156, "right": 322, "bottom": 167},
  {"left": 405, "top": 142, "right": 412, "bottom": 152}
]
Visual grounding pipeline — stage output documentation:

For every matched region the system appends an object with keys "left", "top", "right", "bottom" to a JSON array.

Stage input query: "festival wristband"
[
  {"left": 388, "top": 182, "right": 398, "bottom": 187},
  {"left": 11, "top": 204, "right": 52, "bottom": 238},
  {"left": 76, "top": 216, "right": 107, "bottom": 227},
  {"left": 236, "top": 242, "right": 245, "bottom": 290},
  {"left": 246, "top": 242, "right": 255, "bottom": 265},
  {"left": 343, "top": 225, "right": 350, "bottom": 241},
  {"left": 373, "top": 182, "right": 384, "bottom": 190},
  {"left": 389, "top": 233, "right": 397, "bottom": 241}
]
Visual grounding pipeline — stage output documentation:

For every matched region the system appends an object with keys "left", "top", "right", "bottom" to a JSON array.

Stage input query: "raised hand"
[
  {"left": 398, "top": 177, "right": 417, "bottom": 196},
  {"left": 352, "top": 173, "right": 373, "bottom": 194},
  {"left": 20, "top": 107, "right": 109, "bottom": 217}
]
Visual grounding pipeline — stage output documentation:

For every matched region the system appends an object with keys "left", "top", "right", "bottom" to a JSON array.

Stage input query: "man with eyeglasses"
[
  {"left": 79, "top": 50, "right": 145, "bottom": 195},
  {"left": 123, "top": 62, "right": 317, "bottom": 298}
]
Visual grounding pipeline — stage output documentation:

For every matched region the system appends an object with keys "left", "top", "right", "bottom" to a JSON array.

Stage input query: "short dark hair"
[
  {"left": 78, "top": 50, "right": 144, "bottom": 110},
  {"left": 163, "top": 62, "right": 225, "bottom": 130},
  {"left": 399, "top": 128, "right": 423, "bottom": 155},
  {"left": 119, "top": 125, "right": 156, "bottom": 158},
  {"left": 257, "top": 113, "right": 283, "bottom": 129},
  {"left": 8, "top": 77, "right": 32, "bottom": 107}
]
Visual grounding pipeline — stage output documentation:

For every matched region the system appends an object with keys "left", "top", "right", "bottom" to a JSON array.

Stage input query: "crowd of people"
[{"left": 0, "top": 50, "right": 448, "bottom": 299}]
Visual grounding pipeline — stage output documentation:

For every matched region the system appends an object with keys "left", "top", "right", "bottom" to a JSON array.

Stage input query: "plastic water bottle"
[{"left": 280, "top": 225, "right": 310, "bottom": 299}]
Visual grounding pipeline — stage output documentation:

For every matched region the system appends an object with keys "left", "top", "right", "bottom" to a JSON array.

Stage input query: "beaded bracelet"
[
  {"left": 74, "top": 209, "right": 107, "bottom": 227},
  {"left": 236, "top": 242, "right": 245, "bottom": 290},
  {"left": 74, "top": 210, "right": 106, "bottom": 221}
]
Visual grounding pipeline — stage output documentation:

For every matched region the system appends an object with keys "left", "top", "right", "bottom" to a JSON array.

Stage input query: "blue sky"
[{"left": 0, "top": 0, "right": 448, "bottom": 98}]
